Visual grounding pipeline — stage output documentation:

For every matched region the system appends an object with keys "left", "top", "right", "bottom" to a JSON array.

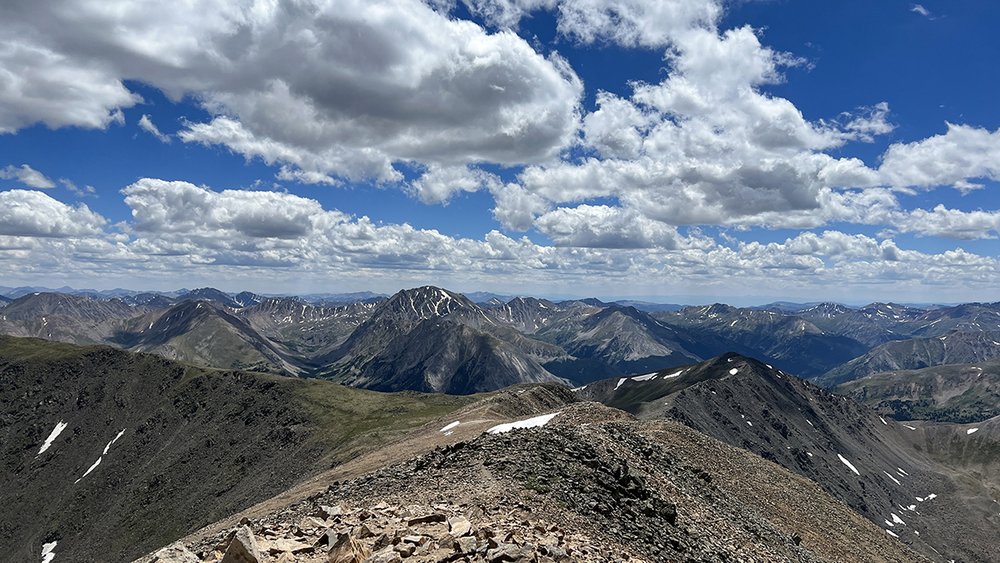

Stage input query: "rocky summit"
[{"left": 140, "top": 403, "right": 923, "bottom": 563}]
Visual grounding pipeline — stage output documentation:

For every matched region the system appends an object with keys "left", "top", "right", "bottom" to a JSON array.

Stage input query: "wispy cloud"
[
  {"left": 0, "top": 164, "right": 56, "bottom": 189},
  {"left": 59, "top": 178, "right": 98, "bottom": 198},
  {"left": 138, "top": 114, "right": 171, "bottom": 143},
  {"left": 911, "top": 4, "right": 934, "bottom": 19}
]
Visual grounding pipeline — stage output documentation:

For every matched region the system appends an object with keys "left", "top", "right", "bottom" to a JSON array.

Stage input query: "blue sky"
[{"left": 1, "top": 0, "right": 999, "bottom": 304}]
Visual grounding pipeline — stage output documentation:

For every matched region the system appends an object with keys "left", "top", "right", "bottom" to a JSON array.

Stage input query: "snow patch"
[
  {"left": 967, "top": 427, "right": 979, "bottom": 435},
  {"left": 837, "top": 454, "right": 861, "bottom": 476},
  {"left": 897, "top": 467, "right": 909, "bottom": 476},
  {"left": 37, "top": 421, "right": 68, "bottom": 456},
  {"left": 631, "top": 372, "right": 658, "bottom": 382},
  {"left": 487, "top": 412, "right": 561, "bottom": 435},
  {"left": 879, "top": 417, "right": 888, "bottom": 426},
  {"left": 42, "top": 541, "right": 57, "bottom": 563},
  {"left": 883, "top": 471, "right": 901, "bottom": 486},
  {"left": 728, "top": 368, "right": 738, "bottom": 375},
  {"left": 74, "top": 428, "right": 127, "bottom": 484},
  {"left": 903, "top": 424, "right": 917, "bottom": 431},
  {"left": 570, "top": 385, "right": 587, "bottom": 392},
  {"left": 891, "top": 513, "right": 906, "bottom": 525},
  {"left": 102, "top": 428, "right": 126, "bottom": 455},
  {"left": 440, "top": 421, "right": 460, "bottom": 433},
  {"left": 662, "top": 370, "right": 683, "bottom": 379},
  {"left": 614, "top": 378, "right": 627, "bottom": 391},
  {"left": 75, "top": 456, "right": 102, "bottom": 484},
  {"left": 886, "top": 529, "right": 898, "bottom": 538}
]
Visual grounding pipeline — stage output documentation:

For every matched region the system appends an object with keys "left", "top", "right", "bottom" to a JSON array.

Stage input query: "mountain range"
[{"left": 6, "top": 287, "right": 1000, "bottom": 398}]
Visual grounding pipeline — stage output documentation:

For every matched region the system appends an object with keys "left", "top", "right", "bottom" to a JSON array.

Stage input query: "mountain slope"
[
  {"left": 836, "top": 360, "right": 1000, "bottom": 422},
  {"left": 905, "top": 302, "right": 1000, "bottom": 336},
  {"left": 579, "top": 354, "right": 1000, "bottom": 562},
  {"left": 349, "top": 318, "right": 561, "bottom": 393},
  {"left": 115, "top": 300, "right": 304, "bottom": 375},
  {"left": 657, "top": 304, "right": 869, "bottom": 377},
  {"left": 537, "top": 305, "right": 705, "bottom": 381},
  {"left": 0, "top": 292, "right": 141, "bottom": 345},
  {"left": 819, "top": 330, "right": 1000, "bottom": 387},
  {"left": 320, "top": 286, "right": 566, "bottom": 393},
  {"left": 0, "top": 336, "right": 474, "bottom": 563},
  {"left": 240, "top": 297, "right": 379, "bottom": 358},
  {"left": 798, "top": 302, "right": 920, "bottom": 347}
]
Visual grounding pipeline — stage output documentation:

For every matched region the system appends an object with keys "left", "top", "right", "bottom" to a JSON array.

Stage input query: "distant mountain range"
[{"left": 4, "top": 285, "right": 1000, "bottom": 397}]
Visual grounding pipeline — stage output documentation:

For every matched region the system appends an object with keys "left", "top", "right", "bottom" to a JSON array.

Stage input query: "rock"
[
  {"left": 660, "top": 502, "right": 678, "bottom": 525},
  {"left": 299, "top": 516, "right": 328, "bottom": 530},
  {"left": 487, "top": 543, "right": 531, "bottom": 562},
  {"left": 328, "top": 532, "right": 371, "bottom": 563},
  {"left": 221, "top": 526, "right": 262, "bottom": 563},
  {"left": 448, "top": 516, "right": 472, "bottom": 537},
  {"left": 394, "top": 542, "right": 416, "bottom": 557},
  {"left": 369, "top": 547, "right": 403, "bottom": 563},
  {"left": 455, "top": 536, "right": 478, "bottom": 554},
  {"left": 407, "top": 513, "right": 447, "bottom": 526},
  {"left": 319, "top": 504, "right": 343, "bottom": 519},
  {"left": 150, "top": 543, "right": 200, "bottom": 563},
  {"left": 354, "top": 523, "right": 374, "bottom": 539},
  {"left": 267, "top": 538, "right": 313, "bottom": 554},
  {"left": 401, "top": 535, "right": 426, "bottom": 545}
]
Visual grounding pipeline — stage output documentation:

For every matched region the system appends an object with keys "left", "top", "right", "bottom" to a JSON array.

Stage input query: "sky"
[{"left": 2, "top": 0, "right": 1000, "bottom": 304}]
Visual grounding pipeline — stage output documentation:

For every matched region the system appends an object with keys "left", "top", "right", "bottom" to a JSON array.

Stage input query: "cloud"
[
  {"left": 138, "top": 114, "right": 171, "bottom": 143},
  {"left": 59, "top": 178, "right": 97, "bottom": 198},
  {"left": 1, "top": 0, "right": 583, "bottom": 184},
  {"left": 911, "top": 4, "right": 933, "bottom": 18},
  {"left": 0, "top": 37, "right": 136, "bottom": 133},
  {"left": 409, "top": 165, "right": 500, "bottom": 205},
  {"left": 462, "top": 0, "right": 721, "bottom": 47},
  {"left": 121, "top": 179, "right": 326, "bottom": 240},
  {"left": 1, "top": 178, "right": 999, "bottom": 302},
  {"left": 534, "top": 205, "right": 685, "bottom": 248},
  {"left": 0, "top": 164, "right": 56, "bottom": 189},
  {"left": 0, "top": 190, "right": 106, "bottom": 237},
  {"left": 879, "top": 123, "right": 1000, "bottom": 191}
]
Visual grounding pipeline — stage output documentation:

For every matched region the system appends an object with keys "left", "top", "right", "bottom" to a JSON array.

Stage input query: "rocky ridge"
[{"left": 141, "top": 403, "right": 924, "bottom": 563}]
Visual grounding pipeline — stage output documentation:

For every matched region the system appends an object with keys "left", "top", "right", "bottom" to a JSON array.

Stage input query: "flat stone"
[
  {"left": 267, "top": 538, "right": 312, "bottom": 554},
  {"left": 448, "top": 516, "right": 472, "bottom": 537}
]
